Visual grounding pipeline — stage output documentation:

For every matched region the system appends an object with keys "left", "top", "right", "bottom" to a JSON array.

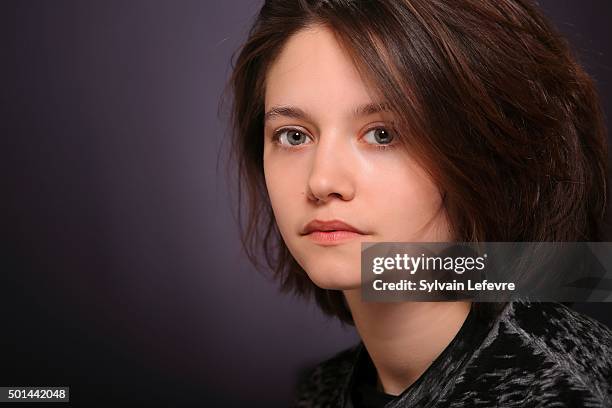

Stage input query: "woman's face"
[{"left": 263, "top": 25, "right": 450, "bottom": 290}]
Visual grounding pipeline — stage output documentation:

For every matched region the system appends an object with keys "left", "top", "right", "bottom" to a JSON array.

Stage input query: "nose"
[{"left": 306, "top": 133, "right": 356, "bottom": 204}]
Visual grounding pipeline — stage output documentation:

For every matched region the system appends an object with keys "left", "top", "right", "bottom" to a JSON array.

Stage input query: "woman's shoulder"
[
  {"left": 504, "top": 301, "right": 612, "bottom": 360},
  {"left": 487, "top": 301, "right": 612, "bottom": 404},
  {"left": 293, "top": 343, "right": 362, "bottom": 408},
  {"left": 292, "top": 303, "right": 612, "bottom": 407}
]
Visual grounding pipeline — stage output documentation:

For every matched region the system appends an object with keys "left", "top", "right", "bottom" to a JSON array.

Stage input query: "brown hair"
[{"left": 225, "top": 0, "right": 608, "bottom": 325}]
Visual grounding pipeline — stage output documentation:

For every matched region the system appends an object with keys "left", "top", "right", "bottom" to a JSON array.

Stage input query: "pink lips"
[{"left": 301, "top": 219, "right": 366, "bottom": 245}]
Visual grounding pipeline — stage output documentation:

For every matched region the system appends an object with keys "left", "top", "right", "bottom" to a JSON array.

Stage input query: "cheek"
[
  {"left": 368, "top": 160, "right": 446, "bottom": 239},
  {"left": 263, "top": 155, "right": 304, "bottom": 230}
]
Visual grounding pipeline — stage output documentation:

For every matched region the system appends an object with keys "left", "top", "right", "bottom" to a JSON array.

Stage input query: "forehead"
[{"left": 264, "top": 25, "right": 375, "bottom": 115}]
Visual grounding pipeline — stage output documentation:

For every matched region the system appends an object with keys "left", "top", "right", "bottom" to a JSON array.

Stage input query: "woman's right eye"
[{"left": 274, "top": 128, "right": 312, "bottom": 147}]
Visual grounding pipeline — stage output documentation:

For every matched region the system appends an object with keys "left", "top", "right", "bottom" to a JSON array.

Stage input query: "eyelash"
[{"left": 271, "top": 127, "right": 397, "bottom": 151}]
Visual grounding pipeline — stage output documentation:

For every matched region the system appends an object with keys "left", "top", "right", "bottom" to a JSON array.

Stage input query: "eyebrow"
[{"left": 263, "top": 102, "right": 391, "bottom": 124}]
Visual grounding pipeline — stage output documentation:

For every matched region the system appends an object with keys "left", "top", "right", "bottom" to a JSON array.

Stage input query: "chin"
[
  {"left": 288, "top": 241, "right": 363, "bottom": 290},
  {"left": 303, "top": 264, "right": 361, "bottom": 291}
]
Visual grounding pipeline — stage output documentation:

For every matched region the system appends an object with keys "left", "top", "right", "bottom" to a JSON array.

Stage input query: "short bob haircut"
[{"left": 226, "top": 0, "right": 608, "bottom": 325}]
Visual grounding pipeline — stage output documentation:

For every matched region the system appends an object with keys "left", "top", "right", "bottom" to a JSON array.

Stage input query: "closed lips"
[{"left": 302, "top": 220, "right": 365, "bottom": 235}]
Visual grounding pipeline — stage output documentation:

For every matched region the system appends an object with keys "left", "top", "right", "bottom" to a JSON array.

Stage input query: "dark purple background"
[{"left": 2, "top": 1, "right": 611, "bottom": 406}]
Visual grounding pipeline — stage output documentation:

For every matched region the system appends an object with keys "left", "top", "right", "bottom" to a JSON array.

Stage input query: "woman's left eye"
[{"left": 363, "top": 127, "right": 395, "bottom": 145}]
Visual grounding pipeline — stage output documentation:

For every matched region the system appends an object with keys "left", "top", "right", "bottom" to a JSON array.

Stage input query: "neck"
[{"left": 343, "top": 289, "right": 471, "bottom": 396}]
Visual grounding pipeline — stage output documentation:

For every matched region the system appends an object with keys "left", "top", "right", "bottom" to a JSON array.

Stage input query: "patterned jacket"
[{"left": 293, "top": 301, "right": 612, "bottom": 407}]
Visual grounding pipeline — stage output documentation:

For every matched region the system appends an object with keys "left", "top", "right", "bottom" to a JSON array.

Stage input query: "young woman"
[{"left": 228, "top": 0, "right": 612, "bottom": 406}]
